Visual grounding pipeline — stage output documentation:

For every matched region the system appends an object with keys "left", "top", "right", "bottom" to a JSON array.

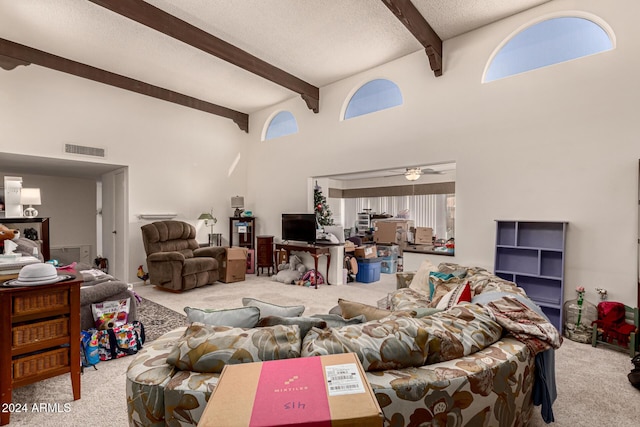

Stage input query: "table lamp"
[
  {"left": 198, "top": 211, "right": 217, "bottom": 246},
  {"left": 231, "top": 196, "right": 244, "bottom": 217},
  {"left": 20, "top": 188, "right": 41, "bottom": 218}
]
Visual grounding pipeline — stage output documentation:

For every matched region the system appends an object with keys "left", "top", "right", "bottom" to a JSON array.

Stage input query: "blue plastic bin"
[
  {"left": 356, "top": 259, "right": 382, "bottom": 283},
  {"left": 381, "top": 257, "right": 398, "bottom": 274}
]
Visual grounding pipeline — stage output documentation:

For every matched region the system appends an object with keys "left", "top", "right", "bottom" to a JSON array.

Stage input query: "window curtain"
[{"left": 343, "top": 194, "right": 453, "bottom": 240}]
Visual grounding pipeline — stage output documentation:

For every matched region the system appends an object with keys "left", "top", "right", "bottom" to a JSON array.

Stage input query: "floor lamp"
[{"left": 198, "top": 211, "right": 218, "bottom": 246}]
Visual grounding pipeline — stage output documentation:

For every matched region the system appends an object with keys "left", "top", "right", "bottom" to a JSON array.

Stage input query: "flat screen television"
[{"left": 282, "top": 213, "right": 317, "bottom": 244}]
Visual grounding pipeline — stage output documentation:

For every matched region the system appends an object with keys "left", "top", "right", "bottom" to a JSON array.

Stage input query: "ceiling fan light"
[{"left": 405, "top": 168, "right": 421, "bottom": 181}]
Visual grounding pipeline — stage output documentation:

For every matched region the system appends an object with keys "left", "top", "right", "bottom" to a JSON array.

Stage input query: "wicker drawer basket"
[
  {"left": 12, "top": 289, "right": 69, "bottom": 316},
  {"left": 13, "top": 348, "right": 69, "bottom": 380},
  {"left": 12, "top": 317, "right": 69, "bottom": 348}
]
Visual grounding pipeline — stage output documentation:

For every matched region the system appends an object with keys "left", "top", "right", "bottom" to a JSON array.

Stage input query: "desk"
[
  {"left": 0, "top": 274, "right": 82, "bottom": 425},
  {"left": 275, "top": 243, "right": 333, "bottom": 288}
]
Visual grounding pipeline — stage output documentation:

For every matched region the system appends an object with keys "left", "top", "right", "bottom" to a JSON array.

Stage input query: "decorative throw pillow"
[
  {"left": 257, "top": 316, "right": 327, "bottom": 340},
  {"left": 389, "top": 287, "right": 431, "bottom": 311},
  {"left": 435, "top": 282, "right": 472, "bottom": 310},
  {"left": 427, "top": 276, "right": 467, "bottom": 307},
  {"left": 167, "top": 322, "right": 301, "bottom": 373},
  {"left": 183, "top": 306, "right": 260, "bottom": 328},
  {"left": 302, "top": 315, "right": 431, "bottom": 371},
  {"left": 388, "top": 288, "right": 444, "bottom": 318},
  {"left": 428, "top": 272, "right": 455, "bottom": 299},
  {"left": 437, "top": 262, "right": 469, "bottom": 276},
  {"left": 338, "top": 298, "right": 393, "bottom": 321},
  {"left": 242, "top": 297, "right": 305, "bottom": 318},
  {"left": 408, "top": 258, "right": 437, "bottom": 294}
]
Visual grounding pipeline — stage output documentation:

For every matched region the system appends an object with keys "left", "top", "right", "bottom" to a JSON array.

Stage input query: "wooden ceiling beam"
[
  {"left": 381, "top": 0, "right": 443, "bottom": 77},
  {"left": 88, "top": 0, "right": 320, "bottom": 112},
  {"left": 0, "top": 38, "right": 249, "bottom": 132}
]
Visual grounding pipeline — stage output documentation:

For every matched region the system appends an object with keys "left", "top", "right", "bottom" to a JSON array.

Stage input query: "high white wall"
[
  {"left": 0, "top": 65, "right": 248, "bottom": 281},
  {"left": 1, "top": 0, "right": 639, "bottom": 306},
  {"left": 246, "top": 0, "right": 640, "bottom": 305}
]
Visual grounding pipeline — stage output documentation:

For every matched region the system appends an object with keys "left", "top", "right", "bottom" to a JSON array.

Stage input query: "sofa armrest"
[
  {"left": 194, "top": 246, "right": 226, "bottom": 259},
  {"left": 80, "top": 281, "right": 130, "bottom": 305},
  {"left": 148, "top": 252, "right": 186, "bottom": 262}
]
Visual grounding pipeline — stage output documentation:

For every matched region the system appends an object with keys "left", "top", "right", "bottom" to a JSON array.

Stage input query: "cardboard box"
[
  {"left": 355, "top": 245, "right": 377, "bottom": 259},
  {"left": 220, "top": 247, "right": 247, "bottom": 283},
  {"left": 198, "top": 353, "right": 383, "bottom": 427},
  {"left": 373, "top": 220, "right": 411, "bottom": 244},
  {"left": 414, "top": 227, "right": 433, "bottom": 245}
]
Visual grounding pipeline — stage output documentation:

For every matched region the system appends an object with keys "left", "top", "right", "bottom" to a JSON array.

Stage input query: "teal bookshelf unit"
[{"left": 494, "top": 221, "right": 567, "bottom": 330}]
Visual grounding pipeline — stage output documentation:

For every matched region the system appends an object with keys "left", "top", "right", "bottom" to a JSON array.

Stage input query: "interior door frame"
[{"left": 101, "top": 167, "right": 129, "bottom": 281}]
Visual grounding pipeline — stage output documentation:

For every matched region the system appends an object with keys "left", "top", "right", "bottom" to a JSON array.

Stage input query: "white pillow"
[{"left": 409, "top": 258, "right": 437, "bottom": 294}]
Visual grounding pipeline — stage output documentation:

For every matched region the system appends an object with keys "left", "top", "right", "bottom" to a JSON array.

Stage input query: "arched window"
[
  {"left": 485, "top": 16, "right": 613, "bottom": 82},
  {"left": 264, "top": 111, "right": 298, "bottom": 140},
  {"left": 344, "top": 79, "right": 403, "bottom": 120}
]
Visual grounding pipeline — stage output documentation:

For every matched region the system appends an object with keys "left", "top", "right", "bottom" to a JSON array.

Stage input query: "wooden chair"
[{"left": 591, "top": 303, "right": 639, "bottom": 357}]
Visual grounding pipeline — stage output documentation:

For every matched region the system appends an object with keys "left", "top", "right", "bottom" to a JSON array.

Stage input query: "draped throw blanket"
[{"left": 485, "top": 296, "right": 563, "bottom": 355}]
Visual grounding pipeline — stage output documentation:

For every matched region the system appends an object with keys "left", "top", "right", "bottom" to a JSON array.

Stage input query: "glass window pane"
[
  {"left": 265, "top": 111, "right": 298, "bottom": 140},
  {"left": 343, "top": 193, "right": 455, "bottom": 241},
  {"left": 345, "top": 79, "right": 403, "bottom": 119},
  {"left": 486, "top": 17, "right": 613, "bottom": 82}
]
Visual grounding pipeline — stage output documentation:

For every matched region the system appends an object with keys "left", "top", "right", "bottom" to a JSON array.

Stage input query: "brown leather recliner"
[{"left": 141, "top": 221, "right": 225, "bottom": 292}]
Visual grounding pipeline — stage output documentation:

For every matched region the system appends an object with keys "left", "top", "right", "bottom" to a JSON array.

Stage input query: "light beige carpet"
[{"left": 8, "top": 274, "right": 640, "bottom": 426}]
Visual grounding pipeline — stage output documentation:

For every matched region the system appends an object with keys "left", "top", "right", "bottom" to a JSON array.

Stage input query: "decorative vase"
[{"left": 563, "top": 287, "right": 597, "bottom": 343}]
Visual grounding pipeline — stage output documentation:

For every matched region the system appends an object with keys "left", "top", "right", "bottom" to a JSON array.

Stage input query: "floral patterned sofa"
[{"left": 126, "top": 262, "right": 561, "bottom": 426}]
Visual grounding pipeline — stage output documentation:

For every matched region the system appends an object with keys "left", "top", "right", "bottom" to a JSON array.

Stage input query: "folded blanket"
[
  {"left": 482, "top": 295, "right": 562, "bottom": 424},
  {"left": 80, "top": 269, "right": 118, "bottom": 287},
  {"left": 484, "top": 296, "right": 563, "bottom": 355}
]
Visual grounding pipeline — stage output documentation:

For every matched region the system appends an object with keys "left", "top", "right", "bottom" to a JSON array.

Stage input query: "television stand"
[{"left": 274, "top": 243, "right": 332, "bottom": 289}]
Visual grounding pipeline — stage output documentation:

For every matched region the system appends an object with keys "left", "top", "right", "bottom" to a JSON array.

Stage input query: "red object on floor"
[{"left": 593, "top": 302, "right": 634, "bottom": 346}]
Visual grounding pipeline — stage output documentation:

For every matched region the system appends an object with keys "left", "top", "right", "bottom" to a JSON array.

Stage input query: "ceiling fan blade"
[{"left": 422, "top": 168, "right": 443, "bottom": 174}]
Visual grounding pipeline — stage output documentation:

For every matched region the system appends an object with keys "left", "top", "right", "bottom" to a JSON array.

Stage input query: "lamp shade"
[
  {"left": 231, "top": 196, "right": 244, "bottom": 208},
  {"left": 198, "top": 213, "right": 214, "bottom": 220},
  {"left": 20, "top": 188, "right": 41, "bottom": 205}
]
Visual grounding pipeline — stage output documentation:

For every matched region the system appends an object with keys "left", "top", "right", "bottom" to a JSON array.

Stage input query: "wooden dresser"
[
  {"left": 0, "top": 274, "right": 82, "bottom": 425},
  {"left": 256, "top": 235, "right": 274, "bottom": 276}
]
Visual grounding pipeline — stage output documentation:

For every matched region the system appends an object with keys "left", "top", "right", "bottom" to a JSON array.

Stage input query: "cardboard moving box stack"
[
  {"left": 414, "top": 227, "right": 433, "bottom": 245},
  {"left": 219, "top": 247, "right": 247, "bottom": 283},
  {"left": 372, "top": 220, "right": 412, "bottom": 244},
  {"left": 199, "top": 353, "right": 383, "bottom": 427}
]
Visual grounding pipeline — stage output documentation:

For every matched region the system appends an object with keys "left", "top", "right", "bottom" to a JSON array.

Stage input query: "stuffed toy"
[
  {"left": 272, "top": 254, "right": 307, "bottom": 284},
  {"left": 0, "top": 224, "right": 20, "bottom": 254},
  {"left": 0, "top": 224, "right": 20, "bottom": 242}
]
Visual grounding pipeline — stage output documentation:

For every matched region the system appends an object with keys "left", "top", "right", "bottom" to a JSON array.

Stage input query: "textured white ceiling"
[{"left": 0, "top": 0, "right": 551, "bottom": 115}]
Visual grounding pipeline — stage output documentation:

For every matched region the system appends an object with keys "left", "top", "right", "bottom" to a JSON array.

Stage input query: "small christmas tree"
[{"left": 314, "top": 183, "right": 334, "bottom": 226}]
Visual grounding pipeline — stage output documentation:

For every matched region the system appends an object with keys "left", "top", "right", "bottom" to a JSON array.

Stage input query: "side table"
[
  {"left": 256, "top": 235, "right": 274, "bottom": 276},
  {"left": 274, "top": 243, "right": 332, "bottom": 288},
  {"left": 0, "top": 274, "right": 82, "bottom": 425}
]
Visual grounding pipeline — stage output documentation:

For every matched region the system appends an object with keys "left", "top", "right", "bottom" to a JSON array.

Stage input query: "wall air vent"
[{"left": 64, "top": 143, "right": 105, "bottom": 158}]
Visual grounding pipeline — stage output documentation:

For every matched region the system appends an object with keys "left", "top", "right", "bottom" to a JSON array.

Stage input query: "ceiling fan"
[{"left": 384, "top": 167, "right": 443, "bottom": 181}]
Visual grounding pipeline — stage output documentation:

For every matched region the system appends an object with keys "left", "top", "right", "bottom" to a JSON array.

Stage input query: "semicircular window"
[
  {"left": 344, "top": 79, "right": 403, "bottom": 120},
  {"left": 485, "top": 16, "right": 613, "bottom": 82},
  {"left": 264, "top": 111, "right": 298, "bottom": 140}
]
